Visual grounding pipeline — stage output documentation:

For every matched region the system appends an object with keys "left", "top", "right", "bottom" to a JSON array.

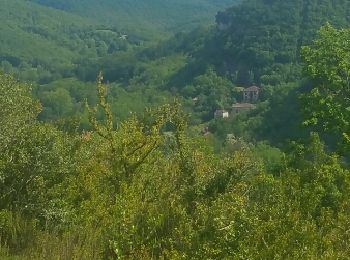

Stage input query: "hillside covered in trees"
[
  {"left": 2, "top": 0, "right": 350, "bottom": 258},
  {"left": 29, "top": 0, "right": 238, "bottom": 34},
  {"left": 0, "top": 0, "right": 238, "bottom": 79},
  {"left": 71, "top": 0, "right": 350, "bottom": 147}
]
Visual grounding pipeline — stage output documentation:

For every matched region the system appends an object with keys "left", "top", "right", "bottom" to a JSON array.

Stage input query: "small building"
[
  {"left": 232, "top": 103, "right": 256, "bottom": 115},
  {"left": 243, "top": 86, "right": 259, "bottom": 103},
  {"left": 214, "top": 109, "right": 229, "bottom": 119}
]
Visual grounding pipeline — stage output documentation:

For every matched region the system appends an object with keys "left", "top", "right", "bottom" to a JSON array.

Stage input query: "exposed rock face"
[
  {"left": 216, "top": 11, "right": 232, "bottom": 31},
  {"left": 212, "top": 0, "right": 350, "bottom": 84}
]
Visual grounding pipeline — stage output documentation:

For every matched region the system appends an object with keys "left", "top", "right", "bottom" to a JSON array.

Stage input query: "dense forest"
[
  {"left": 29, "top": 0, "right": 237, "bottom": 33},
  {"left": 2, "top": 0, "right": 350, "bottom": 258}
]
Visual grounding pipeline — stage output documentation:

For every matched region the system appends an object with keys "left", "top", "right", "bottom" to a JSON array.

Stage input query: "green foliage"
[
  {"left": 1, "top": 71, "right": 350, "bottom": 258},
  {"left": 3, "top": 0, "right": 350, "bottom": 258},
  {"left": 0, "top": 74, "right": 40, "bottom": 145},
  {"left": 0, "top": 73, "right": 74, "bottom": 256},
  {"left": 301, "top": 24, "right": 350, "bottom": 150},
  {"left": 215, "top": 0, "right": 350, "bottom": 82},
  {"left": 0, "top": 0, "right": 139, "bottom": 85},
  {"left": 70, "top": 0, "right": 350, "bottom": 149},
  {"left": 30, "top": 0, "right": 237, "bottom": 35}
]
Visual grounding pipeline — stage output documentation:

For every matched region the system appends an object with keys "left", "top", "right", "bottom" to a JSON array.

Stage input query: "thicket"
[{"left": 2, "top": 25, "right": 350, "bottom": 258}]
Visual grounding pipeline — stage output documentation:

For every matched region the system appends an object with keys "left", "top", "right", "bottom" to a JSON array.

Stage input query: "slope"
[
  {"left": 88, "top": 0, "right": 350, "bottom": 145},
  {"left": 0, "top": 0, "right": 135, "bottom": 83},
  {"left": 213, "top": 0, "right": 350, "bottom": 85},
  {"left": 0, "top": 1, "right": 87, "bottom": 67},
  {"left": 30, "top": 0, "right": 238, "bottom": 34}
]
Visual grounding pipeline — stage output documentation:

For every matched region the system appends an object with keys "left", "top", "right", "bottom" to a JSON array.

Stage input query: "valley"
[{"left": 1, "top": 0, "right": 350, "bottom": 258}]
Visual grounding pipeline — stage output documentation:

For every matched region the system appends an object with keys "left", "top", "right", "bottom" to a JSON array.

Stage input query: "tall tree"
[{"left": 301, "top": 24, "right": 350, "bottom": 149}]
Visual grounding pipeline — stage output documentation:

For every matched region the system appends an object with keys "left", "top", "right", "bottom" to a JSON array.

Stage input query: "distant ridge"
[{"left": 29, "top": 0, "right": 238, "bottom": 33}]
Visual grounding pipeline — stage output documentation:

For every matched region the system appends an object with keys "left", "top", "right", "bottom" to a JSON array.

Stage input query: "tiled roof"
[
  {"left": 244, "top": 86, "right": 259, "bottom": 92},
  {"left": 232, "top": 103, "right": 256, "bottom": 109}
]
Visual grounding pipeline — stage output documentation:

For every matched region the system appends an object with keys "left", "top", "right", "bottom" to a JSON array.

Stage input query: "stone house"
[
  {"left": 231, "top": 103, "right": 256, "bottom": 116},
  {"left": 243, "top": 86, "right": 259, "bottom": 103},
  {"left": 214, "top": 109, "right": 229, "bottom": 119}
]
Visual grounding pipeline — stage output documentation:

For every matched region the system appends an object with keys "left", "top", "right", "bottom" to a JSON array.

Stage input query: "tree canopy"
[
  {"left": 301, "top": 24, "right": 350, "bottom": 148},
  {"left": 2, "top": 0, "right": 350, "bottom": 258}
]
